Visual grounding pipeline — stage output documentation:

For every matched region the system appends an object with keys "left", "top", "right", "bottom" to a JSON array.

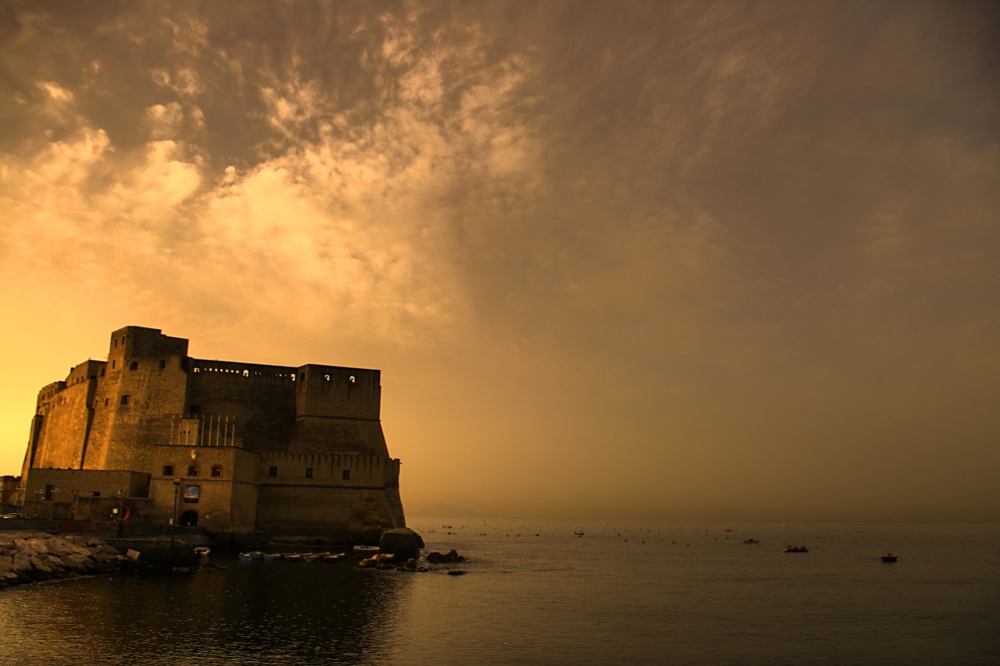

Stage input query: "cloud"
[{"left": 1, "top": 0, "right": 998, "bottom": 519}]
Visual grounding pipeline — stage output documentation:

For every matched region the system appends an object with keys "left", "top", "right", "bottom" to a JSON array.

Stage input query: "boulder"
[
  {"left": 29, "top": 554, "right": 53, "bottom": 575},
  {"left": 378, "top": 528, "right": 425, "bottom": 561},
  {"left": 426, "top": 549, "right": 465, "bottom": 564},
  {"left": 27, "top": 538, "right": 51, "bottom": 555},
  {"left": 42, "top": 554, "right": 66, "bottom": 572},
  {"left": 62, "top": 553, "right": 93, "bottom": 573},
  {"left": 12, "top": 552, "right": 33, "bottom": 575},
  {"left": 47, "top": 537, "right": 88, "bottom": 558}
]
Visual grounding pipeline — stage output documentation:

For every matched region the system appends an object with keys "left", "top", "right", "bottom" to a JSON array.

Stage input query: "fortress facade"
[{"left": 15, "top": 326, "right": 405, "bottom": 542}]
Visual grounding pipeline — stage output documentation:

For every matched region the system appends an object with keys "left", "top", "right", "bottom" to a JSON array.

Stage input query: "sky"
[{"left": 1, "top": 0, "right": 997, "bottom": 522}]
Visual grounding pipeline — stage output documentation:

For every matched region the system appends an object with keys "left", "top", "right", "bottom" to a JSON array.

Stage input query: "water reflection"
[{"left": 0, "top": 557, "right": 414, "bottom": 665}]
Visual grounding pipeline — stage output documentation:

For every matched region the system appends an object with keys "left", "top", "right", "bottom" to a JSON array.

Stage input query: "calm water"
[{"left": 1, "top": 520, "right": 998, "bottom": 665}]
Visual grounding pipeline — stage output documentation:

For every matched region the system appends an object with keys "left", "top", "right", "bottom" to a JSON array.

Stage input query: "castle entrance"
[{"left": 179, "top": 510, "right": 198, "bottom": 526}]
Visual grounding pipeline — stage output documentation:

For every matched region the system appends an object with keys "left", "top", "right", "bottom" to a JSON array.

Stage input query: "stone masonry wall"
[
  {"left": 186, "top": 363, "right": 297, "bottom": 452},
  {"left": 85, "top": 327, "right": 189, "bottom": 472}
]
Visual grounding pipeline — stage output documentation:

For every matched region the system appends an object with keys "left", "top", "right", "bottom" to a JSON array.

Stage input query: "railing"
[{"left": 169, "top": 415, "right": 239, "bottom": 447}]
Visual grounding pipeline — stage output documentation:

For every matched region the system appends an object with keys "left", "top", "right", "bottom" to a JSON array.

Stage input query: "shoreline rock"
[{"left": 0, "top": 531, "right": 138, "bottom": 588}]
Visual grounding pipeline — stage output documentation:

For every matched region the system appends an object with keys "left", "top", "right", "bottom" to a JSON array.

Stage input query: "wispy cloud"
[{"left": 1, "top": 0, "right": 997, "bottom": 520}]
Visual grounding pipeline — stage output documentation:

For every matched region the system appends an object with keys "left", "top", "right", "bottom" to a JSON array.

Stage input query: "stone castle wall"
[{"left": 20, "top": 325, "right": 405, "bottom": 538}]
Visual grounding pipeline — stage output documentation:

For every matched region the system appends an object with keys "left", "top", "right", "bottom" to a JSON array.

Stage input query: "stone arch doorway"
[{"left": 180, "top": 510, "right": 198, "bottom": 527}]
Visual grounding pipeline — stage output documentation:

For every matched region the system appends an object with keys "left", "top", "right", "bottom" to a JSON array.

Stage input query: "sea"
[{"left": 1, "top": 519, "right": 998, "bottom": 665}]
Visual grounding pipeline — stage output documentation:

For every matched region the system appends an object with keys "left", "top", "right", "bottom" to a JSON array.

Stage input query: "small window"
[
  {"left": 112, "top": 360, "right": 116, "bottom": 369},
  {"left": 163, "top": 464, "right": 174, "bottom": 476},
  {"left": 113, "top": 339, "right": 118, "bottom": 348},
  {"left": 193, "top": 367, "right": 200, "bottom": 373},
  {"left": 44, "top": 485, "right": 54, "bottom": 500},
  {"left": 242, "top": 369, "right": 249, "bottom": 377},
  {"left": 189, "top": 405, "right": 200, "bottom": 414},
  {"left": 269, "top": 466, "right": 278, "bottom": 478},
  {"left": 211, "top": 465, "right": 222, "bottom": 478},
  {"left": 188, "top": 465, "right": 199, "bottom": 476},
  {"left": 342, "top": 469, "right": 350, "bottom": 481},
  {"left": 305, "top": 468, "right": 313, "bottom": 479},
  {"left": 129, "top": 361, "right": 138, "bottom": 370},
  {"left": 120, "top": 395, "right": 130, "bottom": 405},
  {"left": 104, "top": 398, "right": 109, "bottom": 406},
  {"left": 324, "top": 374, "right": 331, "bottom": 381},
  {"left": 91, "top": 491, "right": 100, "bottom": 497},
  {"left": 349, "top": 375, "right": 356, "bottom": 383},
  {"left": 100, "top": 368, "right": 105, "bottom": 377},
  {"left": 159, "top": 359, "right": 166, "bottom": 369}
]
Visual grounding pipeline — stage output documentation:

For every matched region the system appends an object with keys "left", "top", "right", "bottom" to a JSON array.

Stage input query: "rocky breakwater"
[{"left": 0, "top": 531, "right": 136, "bottom": 588}]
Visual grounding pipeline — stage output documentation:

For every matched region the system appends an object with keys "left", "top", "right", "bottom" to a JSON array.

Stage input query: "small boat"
[
  {"left": 353, "top": 545, "right": 379, "bottom": 552},
  {"left": 573, "top": 531, "right": 585, "bottom": 537},
  {"left": 194, "top": 546, "right": 211, "bottom": 557},
  {"left": 283, "top": 553, "right": 302, "bottom": 561},
  {"left": 323, "top": 553, "right": 345, "bottom": 562},
  {"left": 783, "top": 545, "right": 809, "bottom": 553},
  {"left": 881, "top": 552, "right": 898, "bottom": 563},
  {"left": 302, "top": 554, "right": 322, "bottom": 562},
  {"left": 239, "top": 551, "right": 263, "bottom": 561},
  {"left": 743, "top": 538, "right": 760, "bottom": 544},
  {"left": 262, "top": 553, "right": 281, "bottom": 562}
]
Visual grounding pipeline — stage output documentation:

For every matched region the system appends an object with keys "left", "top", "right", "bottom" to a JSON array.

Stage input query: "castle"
[{"left": 12, "top": 326, "right": 406, "bottom": 542}]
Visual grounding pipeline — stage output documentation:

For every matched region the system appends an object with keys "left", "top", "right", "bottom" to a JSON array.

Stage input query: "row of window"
[
  {"left": 189, "top": 368, "right": 358, "bottom": 384},
  {"left": 159, "top": 465, "right": 353, "bottom": 480},
  {"left": 163, "top": 464, "right": 222, "bottom": 477},
  {"left": 93, "top": 395, "right": 133, "bottom": 406},
  {"left": 269, "top": 466, "right": 350, "bottom": 480}
]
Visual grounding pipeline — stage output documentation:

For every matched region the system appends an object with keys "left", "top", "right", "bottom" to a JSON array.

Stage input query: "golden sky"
[{"left": 1, "top": 0, "right": 997, "bottom": 521}]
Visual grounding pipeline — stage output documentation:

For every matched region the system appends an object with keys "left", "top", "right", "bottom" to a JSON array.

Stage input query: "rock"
[
  {"left": 47, "top": 537, "right": 87, "bottom": 558},
  {"left": 12, "top": 552, "right": 33, "bottom": 575},
  {"left": 42, "top": 554, "right": 66, "bottom": 572},
  {"left": 378, "top": 528, "right": 425, "bottom": 560},
  {"left": 27, "top": 538, "right": 51, "bottom": 555},
  {"left": 0, "top": 533, "right": 137, "bottom": 587},
  {"left": 61, "top": 553, "right": 91, "bottom": 573},
  {"left": 426, "top": 549, "right": 465, "bottom": 564},
  {"left": 29, "top": 554, "right": 53, "bottom": 575}
]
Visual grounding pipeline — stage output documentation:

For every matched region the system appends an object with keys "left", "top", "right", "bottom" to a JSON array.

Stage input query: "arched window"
[
  {"left": 211, "top": 465, "right": 222, "bottom": 478},
  {"left": 162, "top": 464, "right": 174, "bottom": 476},
  {"left": 187, "top": 465, "right": 199, "bottom": 477}
]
